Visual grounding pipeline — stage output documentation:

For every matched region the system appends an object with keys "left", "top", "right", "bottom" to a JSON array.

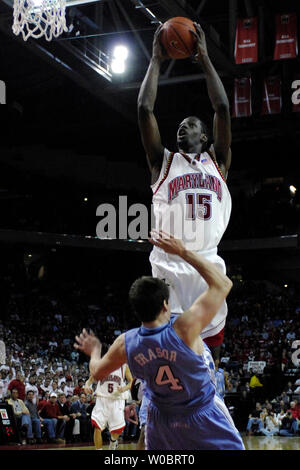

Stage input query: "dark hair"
[
  {"left": 199, "top": 119, "right": 213, "bottom": 152},
  {"left": 129, "top": 276, "right": 169, "bottom": 322}
]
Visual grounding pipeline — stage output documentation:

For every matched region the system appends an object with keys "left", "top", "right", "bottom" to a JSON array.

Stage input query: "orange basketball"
[{"left": 160, "top": 17, "right": 197, "bottom": 59}]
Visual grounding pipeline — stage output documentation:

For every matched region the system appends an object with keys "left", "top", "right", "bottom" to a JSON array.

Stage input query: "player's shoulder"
[
  {"left": 209, "top": 144, "right": 231, "bottom": 180},
  {"left": 207, "top": 145, "right": 229, "bottom": 181}
]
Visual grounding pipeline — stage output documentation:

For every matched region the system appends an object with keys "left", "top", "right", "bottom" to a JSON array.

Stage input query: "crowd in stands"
[{"left": 0, "top": 265, "right": 300, "bottom": 444}]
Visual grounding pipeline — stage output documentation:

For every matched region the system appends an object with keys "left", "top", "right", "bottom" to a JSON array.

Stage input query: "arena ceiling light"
[
  {"left": 289, "top": 185, "right": 297, "bottom": 194},
  {"left": 111, "top": 45, "right": 129, "bottom": 74}
]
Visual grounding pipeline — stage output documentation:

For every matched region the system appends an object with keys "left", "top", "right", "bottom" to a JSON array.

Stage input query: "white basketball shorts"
[
  {"left": 150, "top": 246, "right": 227, "bottom": 339},
  {"left": 91, "top": 396, "right": 126, "bottom": 433}
]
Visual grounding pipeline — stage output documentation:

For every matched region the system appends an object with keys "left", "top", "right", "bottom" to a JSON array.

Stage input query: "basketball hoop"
[{"left": 12, "top": 0, "right": 68, "bottom": 42}]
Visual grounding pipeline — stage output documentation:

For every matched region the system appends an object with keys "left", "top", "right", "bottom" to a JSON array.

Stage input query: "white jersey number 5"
[{"left": 155, "top": 365, "right": 183, "bottom": 391}]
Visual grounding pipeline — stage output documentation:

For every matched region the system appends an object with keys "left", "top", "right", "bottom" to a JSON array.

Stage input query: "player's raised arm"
[
  {"left": 191, "top": 23, "right": 231, "bottom": 179},
  {"left": 149, "top": 231, "right": 232, "bottom": 344},
  {"left": 74, "top": 330, "right": 127, "bottom": 382},
  {"left": 137, "top": 25, "right": 167, "bottom": 180}
]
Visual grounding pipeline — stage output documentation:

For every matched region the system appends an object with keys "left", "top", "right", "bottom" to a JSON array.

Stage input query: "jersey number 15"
[{"left": 186, "top": 193, "right": 212, "bottom": 220}]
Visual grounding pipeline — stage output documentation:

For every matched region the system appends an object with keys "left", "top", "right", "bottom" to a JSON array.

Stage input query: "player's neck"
[
  {"left": 142, "top": 312, "right": 170, "bottom": 329},
  {"left": 178, "top": 144, "right": 203, "bottom": 154}
]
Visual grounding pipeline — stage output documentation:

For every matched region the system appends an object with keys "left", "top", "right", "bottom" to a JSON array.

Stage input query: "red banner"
[
  {"left": 274, "top": 13, "right": 298, "bottom": 60},
  {"left": 235, "top": 17, "right": 258, "bottom": 64},
  {"left": 261, "top": 76, "right": 282, "bottom": 115},
  {"left": 232, "top": 77, "right": 252, "bottom": 118}
]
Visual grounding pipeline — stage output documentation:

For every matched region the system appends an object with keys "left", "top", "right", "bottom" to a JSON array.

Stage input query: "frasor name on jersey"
[
  {"left": 134, "top": 348, "right": 177, "bottom": 366},
  {"left": 168, "top": 172, "right": 222, "bottom": 202}
]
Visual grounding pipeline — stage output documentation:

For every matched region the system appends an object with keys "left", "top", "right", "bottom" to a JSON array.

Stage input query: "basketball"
[{"left": 160, "top": 17, "right": 197, "bottom": 59}]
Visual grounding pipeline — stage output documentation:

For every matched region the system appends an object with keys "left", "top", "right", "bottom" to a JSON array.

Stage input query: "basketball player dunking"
[{"left": 138, "top": 22, "right": 232, "bottom": 361}]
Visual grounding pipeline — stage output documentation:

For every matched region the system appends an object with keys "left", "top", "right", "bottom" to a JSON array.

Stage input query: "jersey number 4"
[
  {"left": 155, "top": 365, "right": 183, "bottom": 391},
  {"left": 185, "top": 193, "right": 212, "bottom": 220}
]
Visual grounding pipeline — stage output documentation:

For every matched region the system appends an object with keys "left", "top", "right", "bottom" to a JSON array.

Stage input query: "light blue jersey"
[
  {"left": 125, "top": 315, "right": 215, "bottom": 414},
  {"left": 125, "top": 315, "right": 244, "bottom": 450}
]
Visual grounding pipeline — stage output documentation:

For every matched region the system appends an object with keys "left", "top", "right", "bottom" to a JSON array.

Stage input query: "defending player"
[
  {"left": 74, "top": 231, "right": 244, "bottom": 450},
  {"left": 85, "top": 362, "right": 133, "bottom": 450},
  {"left": 137, "top": 22, "right": 232, "bottom": 360}
]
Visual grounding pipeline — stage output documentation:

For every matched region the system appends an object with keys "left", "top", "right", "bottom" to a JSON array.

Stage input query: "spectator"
[
  {"left": 25, "top": 375, "right": 39, "bottom": 405},
  {"left": 50, "top": 380, "right": 59, "bottom": 395},
  {"left": 273, "top": 399, "right": 287, "bottom": 414},
  {"left": 246, "top": 402, "right": 263, "bottom": 435},
  {"left": 65, "top": 378, "right": 74, "bottom": 396},
  {"left": 287, "top": 401, "right": 300, "bottom": 432},
  {"left": 278, "top": 391, "right": 290, "bottom": 407},
  {"left": 288, "top": 401, "right": 300, "bottom": 420},
  {"left": 275, "top": 406, "right": 287, "bottom": 427},
  {"left": 40, "top": 378, "right": 52, "bottom": 395},
  {"left": 7, "top": 388, "right": 31, "bottom": 445},
  {"left": 8, "top": 371, "right": 26, "bottom": 401},
  {"left": 249, "top": 372, "right": 263, "bottom": 389},
  {"left": 261, "top": 410, "right": 279, "bottom": 437},
  {"left": 57, "top": 392, "right": 76, "bottom": 443},
  {"left": 73, "top": 378, "right": 85, "bottom": 396},
  {"left": 70, "top": 393, "right": 91, "bottom": 442},
  {"left": 24, "top": 390, "right": 43, "bottom": 444},
  {"left": 279, "top": 411, "right": 298, "bottom": 436},
  {"left": 37, "top": 391, "right": 50, "bottom": 412},
  {"left": 39, "top": 392, "right": 66, "bottom": 443},
  {"left": 284, "top": 381, "right": 294, "bottom": 397}
]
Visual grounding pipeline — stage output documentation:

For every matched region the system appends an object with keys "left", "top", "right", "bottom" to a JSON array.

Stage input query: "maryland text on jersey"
[
  {"left": 168, "top": 171, "right": 223, "bottom": 202},
  {"left": 100, "top": 374, "right": 122, "bottom": 386}
]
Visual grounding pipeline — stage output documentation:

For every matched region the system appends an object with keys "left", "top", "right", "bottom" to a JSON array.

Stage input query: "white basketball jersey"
[
  {"left": 151, "top": 148, "right": 232, "bottom": 252},
  {"left": 95, "top": 364, "right": 127, "bottom": 400}
]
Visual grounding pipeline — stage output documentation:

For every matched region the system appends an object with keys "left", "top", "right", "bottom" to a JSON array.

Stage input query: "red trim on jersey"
[
  {"left": 179, "top": 152, "right": 191, "bottom": 164},
  {"left": 203, "top": 328, "right": 225, "bottom": 347},
  {"left": 180, "top": 152, "right": 201, "bottom": 164},
  {"left": 91, "top": 419, "right": 102, "bottom": 431},
  {"left": 208, "top": 150, "right": 227, "bottom": 184},
  {"left": 153, "top": 152, "right": 174, "bottom": 195},
  {"left": 111, "top": 425, "right": 125, "bottom": 435}
]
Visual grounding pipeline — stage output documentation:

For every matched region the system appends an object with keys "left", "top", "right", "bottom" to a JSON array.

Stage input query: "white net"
[{"left": 13, "top": 0, "right": 68, "bottom": 42}]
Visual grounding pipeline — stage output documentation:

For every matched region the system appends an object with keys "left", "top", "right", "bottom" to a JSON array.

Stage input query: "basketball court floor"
[{"left": 1, "top": 435, "right": 300, "bottom": 451}]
